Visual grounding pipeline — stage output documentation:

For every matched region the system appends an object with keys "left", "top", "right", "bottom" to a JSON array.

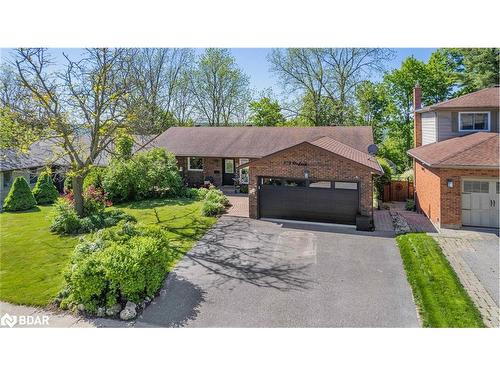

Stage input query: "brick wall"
[
  {"left": 248, "top": 142, "right": 375, "bottom": 219},
  {"left": 415, "top": 161, "right": 441, "bottom": 225},
  {"left": 415, "top": 161, "right": 500, "bottom": 228}
]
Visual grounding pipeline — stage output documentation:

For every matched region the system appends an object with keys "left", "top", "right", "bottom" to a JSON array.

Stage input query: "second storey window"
[
  {"left": 459, "top": 112, "right": 490, "bottom": 131},
  {"left": 187, "top": 157, "right": 204, "bottom": 171}
]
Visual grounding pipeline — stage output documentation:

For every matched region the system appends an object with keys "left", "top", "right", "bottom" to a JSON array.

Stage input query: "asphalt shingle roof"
[
  {"left": 146, "top": 126, "right": 376, "bottom": 158},
  {"left": 408, "top": 132, "right": 499, "bottom": 168},
  {"left": 417, "top": 86, "right": 500, "bottom": 113}
]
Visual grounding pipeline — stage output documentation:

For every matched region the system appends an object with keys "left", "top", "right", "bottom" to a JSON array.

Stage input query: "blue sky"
[{"left": 1, "top": 48, "right": 436, "bottom": 93}]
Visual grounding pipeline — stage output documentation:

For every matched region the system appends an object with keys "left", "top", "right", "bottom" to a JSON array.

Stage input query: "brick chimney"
[{"left": 413, "top": 84, "right": 422, "bottom": 148}]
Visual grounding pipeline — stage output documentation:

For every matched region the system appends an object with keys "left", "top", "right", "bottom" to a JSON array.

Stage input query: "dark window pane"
[
  {"left": 3, "top": 171, "right": 12, "bottom": 187},
  {"left": 480, "top": 182, "right": 489, "bottom": 193},
  {"left": 460, "top": 113, "right": 474, "bottom": 130},
  {"left": 463, "top": 181, "right": 472, "bottom": 193},
  {"left": 474, "top": 113, "right": 488, "bottom": 130},
  {"left": 283, "top": 179, "right": 306, "bottom": 187},
  {"left": 188, "top": 157, "right": 203, "bottom": 170},
  {"left": 262, "top": 178, "right": 282, "bottom": 186}
]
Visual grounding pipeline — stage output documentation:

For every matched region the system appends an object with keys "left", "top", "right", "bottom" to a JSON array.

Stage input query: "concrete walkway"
[
  {"left": 0, "top": 301, "right": 94, "bottom": 328},
  {"left": 224, "top": 195, "right": 249, "bottom": 217}
]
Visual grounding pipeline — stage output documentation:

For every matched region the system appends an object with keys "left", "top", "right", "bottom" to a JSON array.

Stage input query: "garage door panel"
[
  {"left": 259, "top": 183, "right": 359, "bottom": 225},
  {"left": 461, "top": 179, "right": 499, "bottom": 228}
]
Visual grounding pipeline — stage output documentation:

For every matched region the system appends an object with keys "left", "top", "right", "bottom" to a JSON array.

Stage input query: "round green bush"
[
  {"left": 205, "top": 189, "right": 230, "bottom": 207},
  {"left": 61, "top": 223, "right": 172, "bottom": 313},
  {"left": 2, "top": 176, "right": 37, "bottom": 211},
  {"left": 32, "top": 170, "right": 59, "bottom": 205},
  {"left": 103, "top": 148, "right": 183, "bottom": 203},
  {"left": 201, "top": 199, "right": 225, "bottom": 216}
]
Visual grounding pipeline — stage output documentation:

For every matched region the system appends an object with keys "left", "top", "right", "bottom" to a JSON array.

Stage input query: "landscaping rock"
[
  {"left": 77, "top": 304, "right": 85, "bottom": 313},
  {"left": 119, "top": 301, "right": 137, "bottom": 320},
  {"left": 96, "top": 307, "right": 106, "bottom": 317},
  {"left": 106, "top": 303, "right": 122, "bottom": 316}
]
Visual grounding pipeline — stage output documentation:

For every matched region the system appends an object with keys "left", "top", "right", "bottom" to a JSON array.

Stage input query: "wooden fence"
[{"left": 382, "top": 180, "right": 414, "bottom": 202}]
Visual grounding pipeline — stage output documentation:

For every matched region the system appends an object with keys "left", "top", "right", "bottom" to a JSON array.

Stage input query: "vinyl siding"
[
  {"left": 437, "top": 109, "right": 499, "bottom": 141},
  {"left": 421, "top": 112, "right": 437, "bottom": 145}
]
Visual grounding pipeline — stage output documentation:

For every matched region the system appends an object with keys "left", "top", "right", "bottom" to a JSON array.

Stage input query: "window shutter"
[
  {"left": 491, "top": 111, "right": 498, "bottom": 133},
  {"left": 451, "top": 112, "right": 458, "bottom": 132}
]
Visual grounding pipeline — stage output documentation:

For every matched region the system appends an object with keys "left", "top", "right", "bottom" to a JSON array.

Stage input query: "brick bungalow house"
[
  {"left": 148, "top": 126, "right": 383, "bottom": 227},
  {"left": 409, "top": 85, "right": 499, "bottom": 229}
]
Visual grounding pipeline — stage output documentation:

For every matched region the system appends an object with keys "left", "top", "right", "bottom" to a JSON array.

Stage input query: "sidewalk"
[{"left": 0, "top": 301, "right": 129, "bottom": 328}]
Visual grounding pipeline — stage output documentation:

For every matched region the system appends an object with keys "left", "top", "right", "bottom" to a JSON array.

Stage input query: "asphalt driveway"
[{"left": 135, "top": 217, "right": 419, "bottom": 327}]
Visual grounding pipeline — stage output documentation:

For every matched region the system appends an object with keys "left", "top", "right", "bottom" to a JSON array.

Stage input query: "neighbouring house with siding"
[
  {"left": 409, "top": 85, "right": 499, "bottom": 229},
  {"left": 0, "top": 139, "right": 72, "bottom": 207},
  {"left": 417, "top": 86, "right": 499, "bottom": 146}
]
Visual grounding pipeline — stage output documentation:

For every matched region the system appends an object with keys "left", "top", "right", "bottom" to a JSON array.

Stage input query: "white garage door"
[{"left": 461, "top": 179, "right": 499, "bottom": 228}]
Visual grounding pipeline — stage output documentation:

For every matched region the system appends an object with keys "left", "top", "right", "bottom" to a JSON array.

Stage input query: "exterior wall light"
[
  {"left": 304, "top": 170, "right": 309, "bottom": 179},
  {"left": 447, "top": 179, "right": 453, "bottom": 188}
]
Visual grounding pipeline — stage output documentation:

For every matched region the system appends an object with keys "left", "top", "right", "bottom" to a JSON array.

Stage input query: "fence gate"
[{"left": 383, "top": 180, "right": 414, "bottom": 202}]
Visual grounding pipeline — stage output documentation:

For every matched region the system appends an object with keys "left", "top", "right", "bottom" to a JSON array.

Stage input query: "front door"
[
  {"left": 222, "top": 159, "right": 235, "bottom": 185},
  {"left": 461, "top": 179, "right": 499, "bottom": 228}
]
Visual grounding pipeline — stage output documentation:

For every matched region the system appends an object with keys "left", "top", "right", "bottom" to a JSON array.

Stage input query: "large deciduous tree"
[
  {"left": 248, "top": 95, "right": 285, "bottom": 126},
  {"left": 268, "top": 48, "right": 393, "bottom": 125},
  {"left": 11, "top": 48, "right": 133, "bottom": 216},
  {"left": 190, "top": 49, "right": 251, "bottom": 126},
  {"left": 127, "top": 48, "right": 194, "bottom": 133},
  {"left": 441, "top": 48, "right": 499, "bottom": 94}
]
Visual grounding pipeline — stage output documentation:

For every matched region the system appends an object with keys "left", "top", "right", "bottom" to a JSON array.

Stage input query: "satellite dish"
[{"left": 367, "top": 144, "right": 378, "bottom": 155}]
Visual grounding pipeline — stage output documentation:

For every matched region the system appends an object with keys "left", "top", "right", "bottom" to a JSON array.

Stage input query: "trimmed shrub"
[
  {"left": 103, "top": 148, "right": 183, "bottom": 203},
  {"left": 239, "top": 184, "right": 248, "bottom": 194},
  {"left": 50, "top": 199, "right": 81, "bottom": 234},
  {"left": 32, "top": 170, "right": 59, "bottom": 205},
  {"left": 50, "top": 198, "right": 136, "bottom": 235},
  {"left": 205, "top": 189, "right": 230, "bottom": 207},
  {"left": 201, "top": 200, "right": 225, "bottom": 216},
  {"left": 3, "top": 176, "right": 37, "bottom": 211},
  {"left": 61, "top": 223, "right": 172, "bottom": 313},
  {"left": 196, "top": 187, "right": 210, "bottom": 199}
]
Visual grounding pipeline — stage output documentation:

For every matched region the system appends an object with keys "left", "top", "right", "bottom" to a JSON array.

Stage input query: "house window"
[
  {"left": 29, "top": 168, "right": 38, "bottom": 184},
  {"left": 459, "top": 112, "right": 490, "bottom": 131},
  {"left": 239, "top": 158, "right": 249, "bottom": 184},
  {"left": 3, "top": 171, "right": 12, "bottom": 188},
  {"left": 187, "top": 157, "right": 203, "bottom": 171}
]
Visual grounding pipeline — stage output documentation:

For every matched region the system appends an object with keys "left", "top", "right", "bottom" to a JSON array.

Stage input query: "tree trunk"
[{"left": 72, "top": 175, "right": 85, "bottom": 218}]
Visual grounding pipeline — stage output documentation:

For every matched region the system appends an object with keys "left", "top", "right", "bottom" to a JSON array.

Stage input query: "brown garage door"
[{"left": 258, "top": 177, "right": 359, "bottom": 224}]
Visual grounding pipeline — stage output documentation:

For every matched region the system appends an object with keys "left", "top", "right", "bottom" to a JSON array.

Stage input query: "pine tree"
[
  {"left": 3, "top": 176, "right": 37, "bottom": 211},
  {"left": 32, "top": 170, "right": 59, "bottom": 204}
]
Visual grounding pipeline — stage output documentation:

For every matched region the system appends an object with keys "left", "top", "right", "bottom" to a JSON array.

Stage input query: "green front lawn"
[
  {"left": 396, "top": 233, "right": 484, "bottom": 328},
  {"left": 0, "top": 198, "right": 216, "bottom": 307}
]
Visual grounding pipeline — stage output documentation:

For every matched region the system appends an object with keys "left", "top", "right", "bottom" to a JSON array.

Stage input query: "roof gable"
[{"left": 242, "top": 136, "right": 382, "bottom": 173}]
